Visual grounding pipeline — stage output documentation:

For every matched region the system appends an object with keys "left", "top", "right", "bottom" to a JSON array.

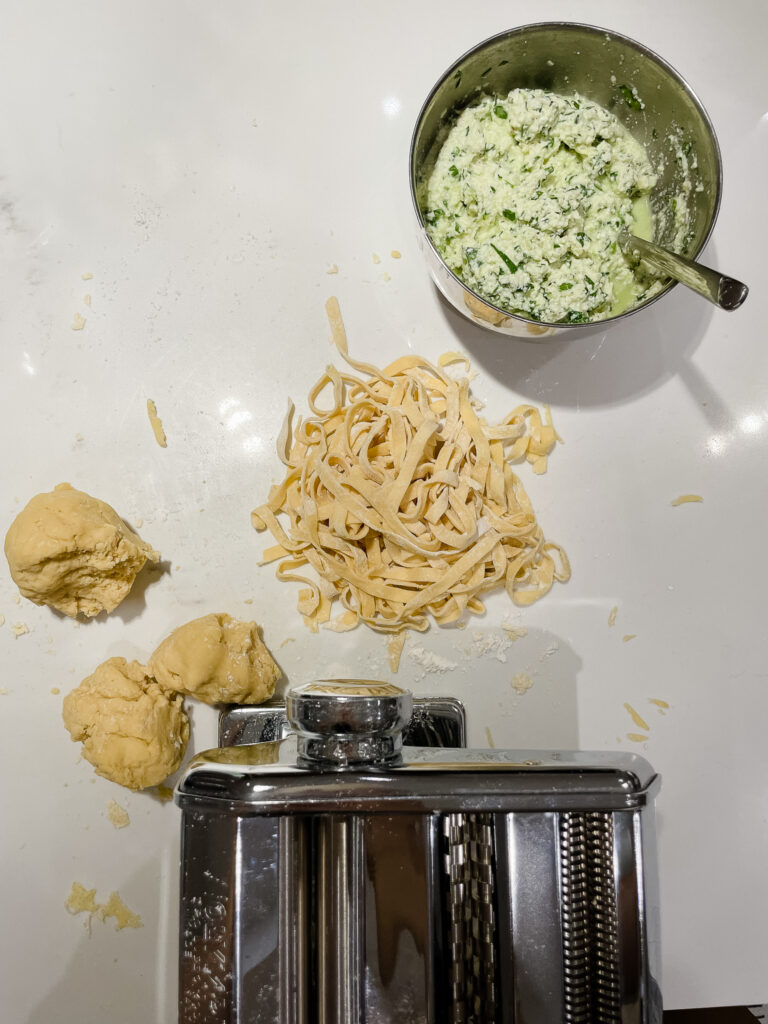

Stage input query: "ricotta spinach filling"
[{"left": 425, "top": 89, "right": 661, "bottom": 324}]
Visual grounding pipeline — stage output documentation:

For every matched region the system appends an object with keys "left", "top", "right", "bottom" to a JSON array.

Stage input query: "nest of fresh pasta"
[{"left": 251, "top": 299, "right": 569, "bottom": 634}]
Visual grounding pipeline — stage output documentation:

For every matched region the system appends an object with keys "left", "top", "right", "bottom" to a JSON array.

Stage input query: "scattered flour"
[{"left": 409, "top": 646, "right": 458, "bottom": 680}]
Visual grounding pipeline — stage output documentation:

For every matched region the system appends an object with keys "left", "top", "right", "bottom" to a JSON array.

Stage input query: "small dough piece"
[
  {"left": 4, "top": 483, "right": 160, "bottom": 618},
  {"left": 149, "top": 613, "right": 280, "bottom": 705},
  {"left": 62, "top": 658, "right": 189, "bottom": 790}
]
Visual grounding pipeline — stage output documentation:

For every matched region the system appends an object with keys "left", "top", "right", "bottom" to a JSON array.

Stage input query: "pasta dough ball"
[
  {"left": 4, "top": 483, "right": 159, "bottom": 618},
  {"left": 62, "top": 657, "right": 189, "bottom": 790},
  {"left": 149, "top": 613, "right": 280, "bottom": 705}
]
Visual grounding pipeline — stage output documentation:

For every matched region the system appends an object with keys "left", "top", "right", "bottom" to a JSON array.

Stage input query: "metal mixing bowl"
[{"left": 410, "top": 22, "right": 722, "bottom": 338}]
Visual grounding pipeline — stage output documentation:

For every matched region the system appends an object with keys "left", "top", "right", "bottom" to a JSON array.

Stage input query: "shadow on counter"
[
  {"left": 425, "top": 625, "right": 583, "bottom": 753},
  {"left": 25, "top": 844, "right": 178, "bottom": 1024},
  {"left": 434, "top": 239, "right": 729, "bottom": 413}
]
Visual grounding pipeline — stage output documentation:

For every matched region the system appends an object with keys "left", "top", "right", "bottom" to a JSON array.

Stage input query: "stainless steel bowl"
[{"left": 410, "top": 22, "right": 722, "bottom": 338}]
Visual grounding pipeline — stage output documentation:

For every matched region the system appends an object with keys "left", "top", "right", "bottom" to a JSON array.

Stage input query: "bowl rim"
[{"left": 408, "top": 20, "right": 723, "bottom": 331}]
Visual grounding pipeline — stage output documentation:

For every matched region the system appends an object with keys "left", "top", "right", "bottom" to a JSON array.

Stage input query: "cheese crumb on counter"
[
  {"left": 626, "top": 732, "right": 648, "bottom": 744},
  {"left": 623, "top": 634, "right": 637, "bottom": 643},
  {"left": 608, "top": 605, "right": 618, "bottom": 626},
  {"left": 390, "top": 250, "right": 402, "bottom": 259},
  {"left": 372, "top": 253, "right": 381, "bottom": 264},
  {"left": 11, "top": 622, "right": 29, "bottom": 638},
  {"left": 326, "top": 264, "right": 339, "bottom": 274},
  {"left": 71, "top": 313, "right": 86, "bottom": 331},
  {"left": 81, "top": 272, "right": 94, "bottom": 281}
]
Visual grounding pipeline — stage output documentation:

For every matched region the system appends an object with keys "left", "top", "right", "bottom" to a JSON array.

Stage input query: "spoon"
[{"left": 618, "top": 231, "right": 748, "bottom": 311}]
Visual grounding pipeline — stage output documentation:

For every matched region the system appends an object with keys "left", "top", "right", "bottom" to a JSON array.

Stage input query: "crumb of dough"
[
  {"left": 81, "top": 272, "right": 94, "bottom": 281},
  {"left": 106, "top": 799, "right": 130, "bottom": 829},
  {"left": 62, "top": 657, "right": 189, "bottom": 790},
  {"left": 624, "top": 702, "right": 650, "bottom": 732},
  {"left": 100, "top": 891, "right": 142, "bottom": 930},
  {"left": 71, "top": 313, "right": 86, "bottom": 331},
  {"left": 387, "top": 632, "right": 406, "bottom": 673},
  {"left": 11, "top": 622, "right": 29, "bottom": 638},
  {"left": 623, "top": 634, "right": 637, "bottom": 642},
  {"left": 485, "top": 726, "right": 495, "bottom": 748},
  {"left": 670, "top": 494, "right": 703, "bottom": 506},
  {"left": 154, "top": 784, "right": 174, "bottom": 802},
  {"left": 391, "top": 250, "right": 402, "bottom": 259},
  {"left": 13, "top": 593, "right": 21, "bottom": 604},
  {"left": 502, "top": 625, "right": 527, "bottom": 641},
  {"left": 326, "top": 264, "right": 339, "bottom": 274},
  {"left": 149, "top": 613, "right": 281, "bottom": 706},
  {"left": 146, "top": 399, "right": 167, "bottom": 448},
  {"left": 372, "top": 253, "right": 381, "bottom": 264},
  {"left": 66, "top": 882, "right": 99, "bottom": 917},
  {"left": 51, "top": 687, "right": 60, "bottom": 695},
  {"left": 4, "top": 483, "right": 160, "bottom": 618},
  {"left": 649, "top": 698, "right": 669, "bottom": 709},
  {"left": 626, "top": 732, "right": 648, "bottom": 743},
  {"left": 280, "top": 637, "right": 295, "bottom": 647},
  {"left": 608, "top": 605, "right": 618, "bottom": 626},
  {"left": 511, "top": 671, "right": 533, "bottom": 695},
  {"left": 382, "top": 272, "right": 391, "bottom": 282}
]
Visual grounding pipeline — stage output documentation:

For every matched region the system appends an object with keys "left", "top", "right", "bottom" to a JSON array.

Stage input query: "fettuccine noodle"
[{"left": 251, "top": 300, "right": 569, "bottom": 633}]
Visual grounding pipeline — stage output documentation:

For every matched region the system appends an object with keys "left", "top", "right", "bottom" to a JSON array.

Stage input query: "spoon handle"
[{"left": 619, "top": 232, "right": 748, "bottom": 311}]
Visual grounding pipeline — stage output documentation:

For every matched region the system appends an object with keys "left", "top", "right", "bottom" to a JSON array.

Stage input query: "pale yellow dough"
[
  {"left": 149, "top": 613, "right": 280, "bottom": 705},
  {"left": 4, "top": 483, "right": 159, "bottom": 618},
  {"left": 62, "top": 657, "right": 189, "bottom": 790}
]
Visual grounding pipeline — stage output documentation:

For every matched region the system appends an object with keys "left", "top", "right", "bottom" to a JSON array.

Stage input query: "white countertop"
[{"left": 1, "top": 1, "right": 767, "bottom": 1018}]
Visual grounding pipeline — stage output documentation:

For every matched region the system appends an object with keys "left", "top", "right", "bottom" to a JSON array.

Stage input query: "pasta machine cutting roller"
[{"left": 175, "top": 680, "right": 663, "bottom": 1023}]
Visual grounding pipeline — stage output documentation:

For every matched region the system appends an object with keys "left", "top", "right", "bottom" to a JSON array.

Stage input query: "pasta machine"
[{"left": 176, "top": 679, "right": 663, "bottom": 1023}]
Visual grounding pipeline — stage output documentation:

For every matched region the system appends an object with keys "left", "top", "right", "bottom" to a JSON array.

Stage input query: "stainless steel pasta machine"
[{"left": 176, "top": 679, "right": 662, "bottom": 1023}]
